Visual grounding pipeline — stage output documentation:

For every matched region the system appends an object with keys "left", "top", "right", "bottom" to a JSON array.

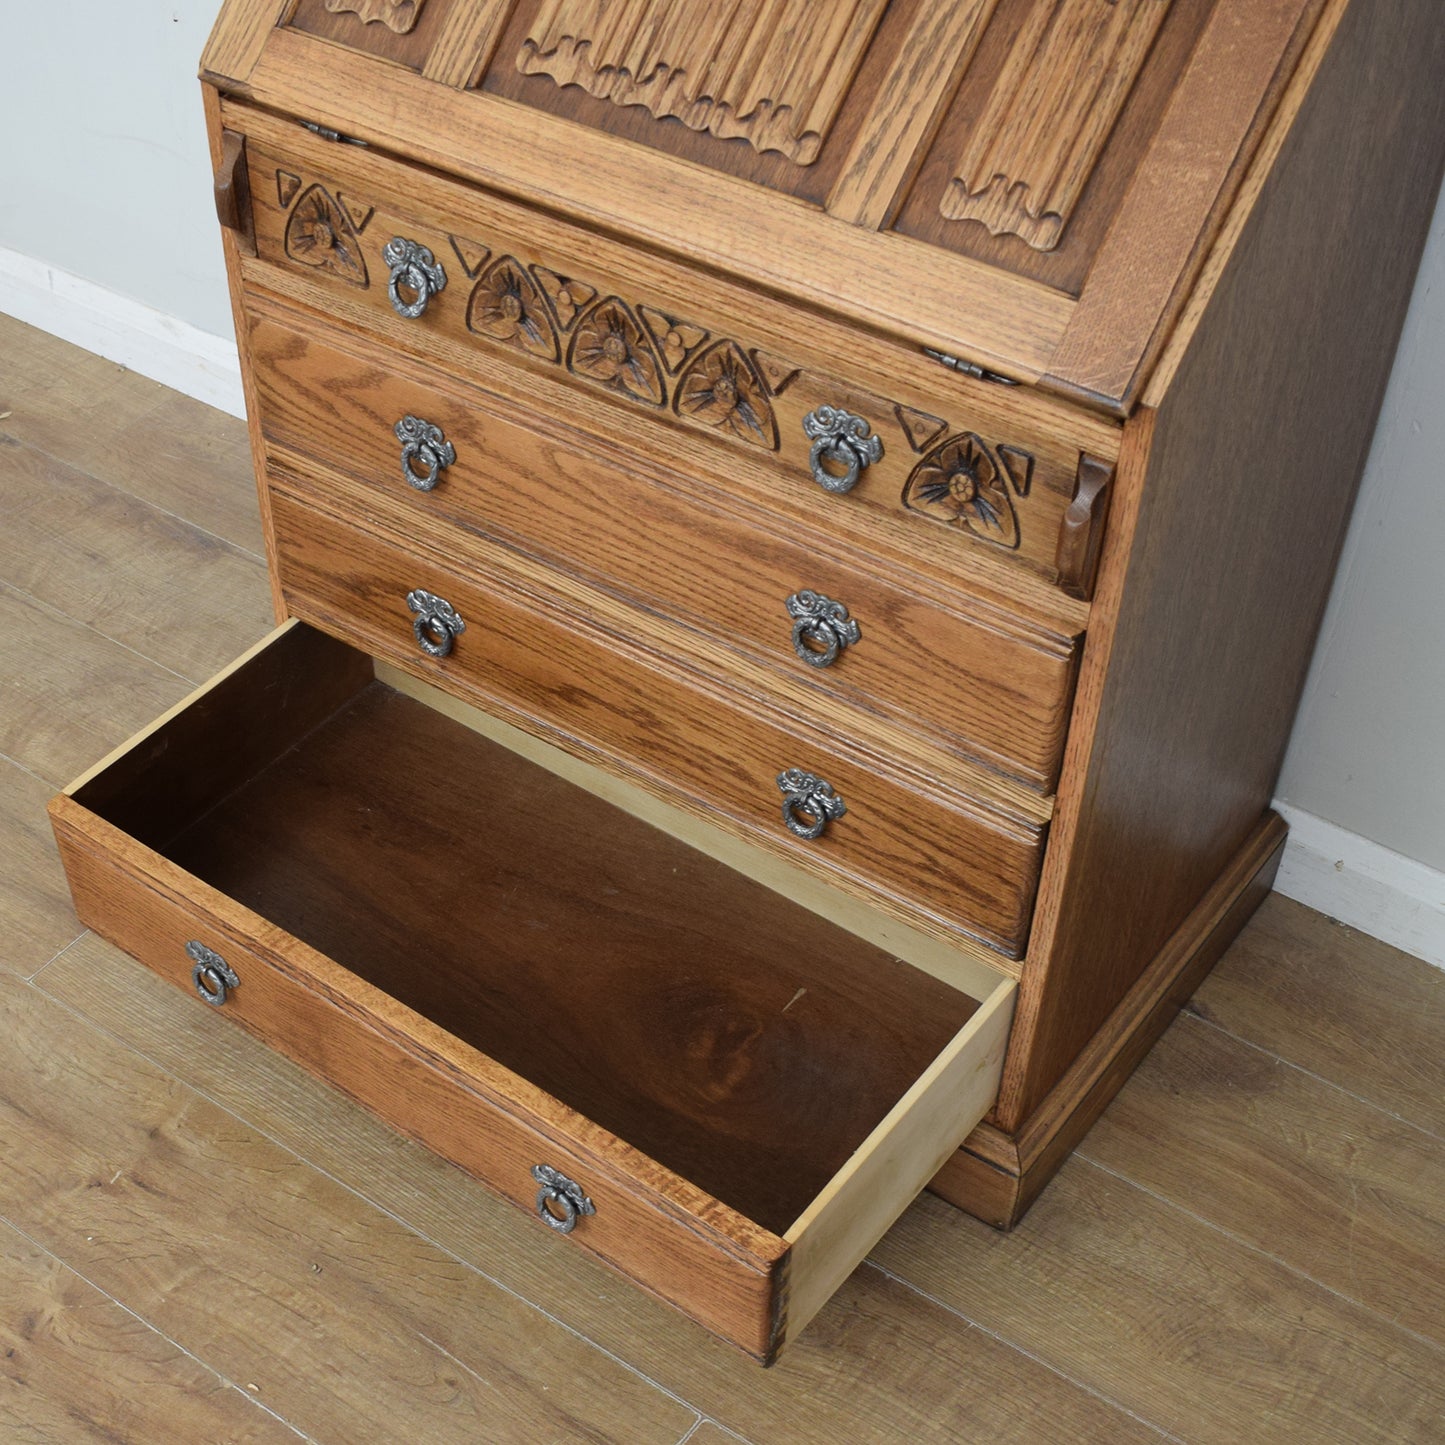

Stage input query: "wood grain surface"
[
  {"left": 247, "top": 302, "right": 1080, "bottom": 792},
  {"left": 267, "top": 486, "right": 1048, "bottom": 957},
  {"left": 0, "top": 1220, "right": 298, "bottom": 1444},
  {"left": 0, "top": 973, "right": 697, "bottom": 1443},
  {"left": 0, "top": 758, "right": 81, "bottom": 980}
]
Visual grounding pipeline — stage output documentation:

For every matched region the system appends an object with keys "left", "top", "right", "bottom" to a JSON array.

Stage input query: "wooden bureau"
[{"left": 48, "top": 0, "right": 1445, "bottom": 1361}]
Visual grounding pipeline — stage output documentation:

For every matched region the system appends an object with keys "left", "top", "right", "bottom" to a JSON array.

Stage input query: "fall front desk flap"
[{"left": 204, "top": 0, "right": 1331, "bottom": 411}]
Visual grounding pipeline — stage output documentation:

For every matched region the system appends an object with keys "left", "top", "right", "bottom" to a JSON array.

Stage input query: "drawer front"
[
  {"left": 233, "top": 107, "right": 1111, "bottom": 602},
  {"left": 267, "top": 486, "right": 1047, "bottom": 958},
  {"left": 50, "top": 801, "right": 785, "bottom": 1360},
  {"left": 248, "top": 306, "right": 1079, "bottom": 792}
]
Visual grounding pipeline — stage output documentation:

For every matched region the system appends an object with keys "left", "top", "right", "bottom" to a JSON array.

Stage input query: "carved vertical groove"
[
  {"left": 517, "top": 0, "right": 889, "bottom": 164},
  {"left": 940, "top": 0, "right": 1171, "bottom": 250}
]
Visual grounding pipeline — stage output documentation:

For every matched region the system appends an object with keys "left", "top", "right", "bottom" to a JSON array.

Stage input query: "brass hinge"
[
  {"left": 924, "top": 348, "right": 1021, "bottom": 387},
  {"left": 300, "top": 120, "right": 369, "bottom": 147}
]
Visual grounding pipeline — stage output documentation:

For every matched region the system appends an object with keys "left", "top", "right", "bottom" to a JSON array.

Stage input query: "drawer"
[
  {"left": 227, "top": 102, "right": 1117, "bottom": 608},
  {"left": 267, "top": 484, "right": 1048, "bottom": 959},
  {"left": 49, "top": 620, "right": 1015, "bottom": 1362},
  {"left": 247, "top": 302, "right": 1080, "bottom": 793}
]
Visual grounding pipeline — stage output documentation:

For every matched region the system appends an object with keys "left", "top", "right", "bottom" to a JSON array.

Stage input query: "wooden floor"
[{"left": 3, "top": 312, "right": 1444, "bottom": 1444}]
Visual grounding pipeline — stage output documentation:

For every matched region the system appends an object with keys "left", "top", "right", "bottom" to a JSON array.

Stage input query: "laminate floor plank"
[
  {"left": 872, "top": 1160, "right": 1445, "bottom": 1445},
  {"left": 0, "top": 582, "right": 192, "bottom": 788},
  {"left": 34, "top": 936, "right": 1169, "bottom": 1445},
  {"left": 1193, "top": 894, "right": 1445, "bottom": 1137},
  {"left": 0, "top": 1219, "right": 303, "bottom": 1445},
  {"left": 0, "top": 972, "right": 696, "bottom": 1445},
  {"left": 0, "top": 438, "right": 272, "bottom": 681},
  {"left": 1081, "top": 1012, "right": 1445, "bottom": 1349},
  {"left": 686, "top": 1424, "right": 752, "bottom": 1445},
  {"left": 0, "top": 314, "right": 264, "bottom": 555},
  {"left": 0, "top": 757, "right": 81, "bottom": 978}
]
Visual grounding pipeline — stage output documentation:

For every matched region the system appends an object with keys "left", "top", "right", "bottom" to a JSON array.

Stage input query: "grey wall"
[
  {"left": 2, "top": 2, "right": 1442, "bottom": 878},
  {"left": 0, "top": 1, "right": 232, "bottom": 338},
  {"left": 1275, "top": 184, "right": 1445, "bottom": 872}
]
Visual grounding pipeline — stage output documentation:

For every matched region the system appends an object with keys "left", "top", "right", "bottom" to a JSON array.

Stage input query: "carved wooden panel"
[
  {"left": 939, "top": 0, "right": 1171, "bottom": 250},
  {"left": 324, "top": 0, "right": 427, "bottom": 31},
  {"left": 516, "top": 0, "right": 890, "bottom": 164}
]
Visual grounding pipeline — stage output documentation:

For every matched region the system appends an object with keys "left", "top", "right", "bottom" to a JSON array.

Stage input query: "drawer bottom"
[{"left": 50, "top": 622, "right": 1013, "bottom": 1358}]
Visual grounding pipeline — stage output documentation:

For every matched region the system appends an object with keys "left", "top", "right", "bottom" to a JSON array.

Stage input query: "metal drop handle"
[
  {"left": 187, "top": 940, "right": 239, "bottom": 1007},
  {"left": 786, "top": 590, "right": 860, "bottom": 669},
  {"left": 531, "top": 1164, "right": 595, "bottom": 1235},
  {"left": 777, "top": 768, "right": 847, "bottom": 841},
  {"left": 384, "top": 237, "right": 447, "bottom": 319},
  {"left": 395, "top": 415, "right": 456, "bottom": 492},
  {"left": 406, "top": 589, "right": 466, "bottom": 659},
  {"left": 802, "top": 406, "right": 883, "bottom": 494}
]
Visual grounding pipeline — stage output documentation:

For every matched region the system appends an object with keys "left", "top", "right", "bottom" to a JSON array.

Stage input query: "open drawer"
[{"left": 48, "top": 621, "right": 1014, "bottom": 1362}]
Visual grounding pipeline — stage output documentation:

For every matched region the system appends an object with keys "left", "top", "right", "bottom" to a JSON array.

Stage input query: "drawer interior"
[{"left": 67, "top": 622, "right": 1010, "bottom": 1239}]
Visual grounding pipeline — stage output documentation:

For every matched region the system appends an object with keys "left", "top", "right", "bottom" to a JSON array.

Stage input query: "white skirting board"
[
  {"left": 0, "top": 246, "right": 244, "bottom": 419},
  {"left": 4, "top": 251, "right": 1443, "bottom": 972},
  {"left": 1274, "top": 804, "right": 1445, "bottom": 970}
]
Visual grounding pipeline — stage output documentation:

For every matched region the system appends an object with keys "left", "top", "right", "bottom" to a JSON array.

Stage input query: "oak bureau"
[{"left": 48, "top": 0, "right": 1445, "bottom": 1361}]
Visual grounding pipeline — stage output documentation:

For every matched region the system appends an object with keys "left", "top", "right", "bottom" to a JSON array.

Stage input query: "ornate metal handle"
[
  {"left": 187, "top": 940, "right": 239, "bottom": 1008},
  {"left": 802, "top": 406, "right": 883, "bottom": 494},
  {"left": 785, "top": 590, "right": 860, "bottom": 669},
  {"left": 395, "top": 415, "right": 456, "bottom": 492},
  {"left": 531, "top": 1164, "right": 595, "bottom": 1235},
  {"left": 777, "top": 768, "right": 847, "bottom": 841},
  {"left": 405, "top": 589, "right": 466, "bottom": 658},
  {"left": 383, "top": 237, "right": 447, "bottom": 319}
]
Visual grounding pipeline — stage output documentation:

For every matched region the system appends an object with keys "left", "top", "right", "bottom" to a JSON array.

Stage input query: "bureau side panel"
[{"left": 998, "top": 0, "right": 1445, "bottom": 1128}]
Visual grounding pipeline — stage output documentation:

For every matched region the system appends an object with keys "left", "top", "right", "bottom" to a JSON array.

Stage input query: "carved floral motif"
[
  {"left": 903, "top": 433, "right": 1024, "bottom": 550},
  {"left": 466, "top": 257, "right": 560, "bottom": 362},
  {"left": 323, "top": 0, "right": 426, "bottom": 34},
  {"left": 533, "top": 266, "right": 598, "bottom": 331},
  {"left": 674, "top": 342, "right": 776, "bottom": 449},
  {"left": 284, "top": 184, "right": 369, "bottom": 287},
  {"left": 567, "top": 299, "right": 665, "bottom": 407},
  {"left": 518, "top": 0, "right": 889, "bottom": 164}
]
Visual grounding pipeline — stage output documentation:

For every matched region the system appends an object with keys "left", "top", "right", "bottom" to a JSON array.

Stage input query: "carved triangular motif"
[
  {"left": 336, "top": 194, "right": 375, "bottom": 235},
  {"left": 448, "top": 234, "right": 491, "bottom": 279},
  {"left": 276, "top": 170, "right": 303, "bottom": 208},
  {"left": 532, "top": 266, "right": 597, "bottom": 331},
  {"left": 751, "top": 349, "right": 802, "bottom": 396},
  {"left": 638, "top": 305, "right": 709, "bottom": 374},
  {"left": 999, "top": 444, "right": 1035, "bottom": 497},
  {"left": 894, "top": 404, "right": 949, "bottom": 453}
]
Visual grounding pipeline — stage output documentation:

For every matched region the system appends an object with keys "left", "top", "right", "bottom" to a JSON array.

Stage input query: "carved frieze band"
[
  {"left": 940, "top": 0, "right": 1171, "bottom": 250},
  {"left": 903, "top": 432, "right": 1035, "bottom": 551},
  {"left": 516, "top": 0, "right": 889, "bottom": 164},
  {"left": 323, "top": 0, "right": 427, "bottom": 33}
]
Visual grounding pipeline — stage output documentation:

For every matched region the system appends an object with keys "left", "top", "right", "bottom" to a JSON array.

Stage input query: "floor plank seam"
[
  {"left": 863, "top": 1260, "right": 1186, "bottom": 1443},
  {"left": 0, "top": 746, "right": 63, "bottom": 792},
  {"left": 23, "top": 971, "right": 722, "bottom": 1433},
  {"left": 0, "top": 1206, "right": 316, "bottom": 1443},
  {"left": 0, "top": 429, "right": 269, "bottom": 567},
  {"left": 22, "top": 928, "right": 89, "bottom": 984},
  {"left": 1179, "top": 1005, "right": 1445, "bottom": 1146},
  {"left": 0, "top": 576, "right": 199, "bottom": 694},
  {"left": 1072, "top": 1154, "right": 1445, "bottom": 1358}
]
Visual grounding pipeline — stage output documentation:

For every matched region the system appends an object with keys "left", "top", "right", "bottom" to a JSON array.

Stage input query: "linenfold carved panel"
[
  {"left": 323, "top": 0, "right": 427, "bottom": 31},
  {"left": 517, "top": 0, "right": 889, "bottom": 164},
  {"left": 940, "top": 0, "right": 1170, "bottom": 251}
]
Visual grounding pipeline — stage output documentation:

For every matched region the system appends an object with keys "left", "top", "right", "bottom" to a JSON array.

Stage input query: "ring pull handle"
[
  {"left": 405, "top": 589, "right": 466, "bottom": 659},
  {"left": 802, "top": 406, "right": 883, "bottom": 495},
  {"left": 776, "top": 768, "right": 848, "bottom": 841},
  {"left": 531, "top": 1164, "right": 595, "bottom": 1235},
  {"left": 187, "top": 941, "right": 239, "bottom": 1007},
  {"left": 785, "top": 590, "right": 860, "bottom": 669},
  {"left": 383, "top": 237, "right": 447, "bottom": 320},
  {"left": 395, "top": 415, "right": 456, "bottom": 492}
]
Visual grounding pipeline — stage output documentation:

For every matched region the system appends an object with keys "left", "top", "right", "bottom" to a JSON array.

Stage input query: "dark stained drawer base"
[{"left": 50, "top": 621, "right": 1014, "bottom": 1360}]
